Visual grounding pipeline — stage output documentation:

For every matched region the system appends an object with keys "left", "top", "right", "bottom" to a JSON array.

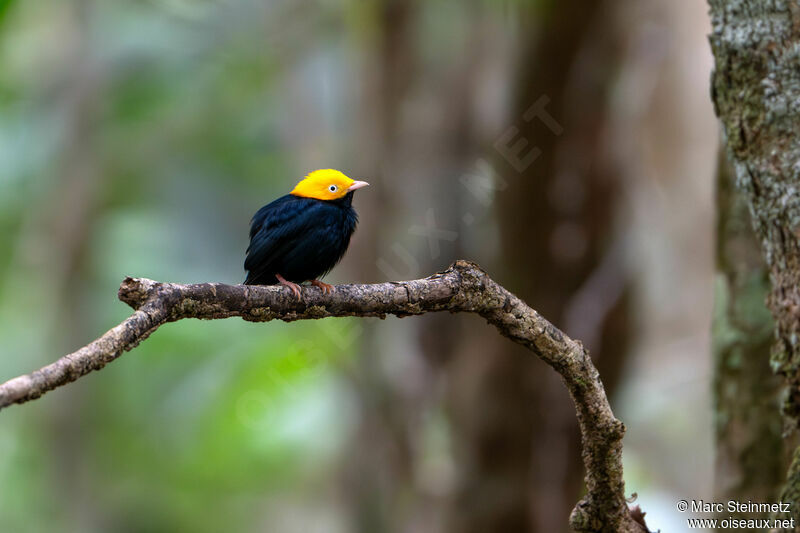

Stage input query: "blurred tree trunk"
[
  {"left": 712, "top": 149, "right": 786, "bottom": 523},
  {"left": 708, "top": 0, "right": 800, "bottom": 524},
  {"left": 446, "top": 2, "right": 632, "bottom": 532},
  {"left": 341, "top": 2, "right": 422, "bottom": 532},
  {"left": 344, "top": 2, "right": 636, "bottom": 532},
  {"left": 343, "top": 2, "right": 505, "bottom": 530},
  {"left": 38, "top": 1, "right": 107, "bottom": 530}
]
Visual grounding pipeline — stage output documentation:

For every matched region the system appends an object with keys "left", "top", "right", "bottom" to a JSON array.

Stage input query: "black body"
[{"left": 244, "top": 192, "right": 359, "bottom": 285}]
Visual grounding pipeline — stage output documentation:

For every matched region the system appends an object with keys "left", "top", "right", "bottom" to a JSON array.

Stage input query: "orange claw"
[
  {"left": 310, "top": 279, "right": 336, "bottom": 295},
  {"left": 276, "top": 273, "right": 303, "bottom": 301}
]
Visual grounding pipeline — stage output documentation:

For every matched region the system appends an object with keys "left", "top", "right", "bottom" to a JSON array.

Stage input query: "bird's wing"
[
  {"left": 275, "top": 214, "right": 353, "bottom": 278},
  {"left": 244, "top": 196, "right": 324, "bottom": 275}
]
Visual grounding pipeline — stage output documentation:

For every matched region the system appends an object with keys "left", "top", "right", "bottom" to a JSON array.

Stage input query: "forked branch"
[{"left": 0, "top": 260, "right": 646, "bottom": 532}]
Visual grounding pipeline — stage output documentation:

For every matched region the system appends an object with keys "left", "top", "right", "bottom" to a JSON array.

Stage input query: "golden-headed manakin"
[{"left": 244, "top": 169, "right": 369, "bottom": 299}]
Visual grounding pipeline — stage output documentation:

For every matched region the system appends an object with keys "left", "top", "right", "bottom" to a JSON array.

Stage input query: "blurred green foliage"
[{"left": 0, "top": 1, "right": 369, "bottom": 531}]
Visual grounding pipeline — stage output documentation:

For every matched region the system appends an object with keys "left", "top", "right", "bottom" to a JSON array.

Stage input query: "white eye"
[{"left": 328, "top": 185, "right": 338, "bottom": 193}]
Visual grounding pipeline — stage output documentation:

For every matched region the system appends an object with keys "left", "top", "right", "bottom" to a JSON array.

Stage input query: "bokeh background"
[{"left": 0, "top": 1, "right": 717, "bottom": 532}]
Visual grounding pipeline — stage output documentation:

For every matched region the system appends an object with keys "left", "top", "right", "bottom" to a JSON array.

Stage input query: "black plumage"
[{"left": 244, "top": 191, "right": 359, "bottom": 285}]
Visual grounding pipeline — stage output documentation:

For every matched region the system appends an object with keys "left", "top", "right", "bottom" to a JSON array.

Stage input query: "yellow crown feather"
[{"left": 291, "top": 169, "right": 359, "bottom": 201}]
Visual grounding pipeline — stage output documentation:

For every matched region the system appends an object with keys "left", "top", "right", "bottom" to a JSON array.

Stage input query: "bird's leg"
[
  {"left": 310, "top": 279, "right": 336, "bottom": 295},
  {"left": 275, "top": 273, "right": 302, "bottom": 300}
]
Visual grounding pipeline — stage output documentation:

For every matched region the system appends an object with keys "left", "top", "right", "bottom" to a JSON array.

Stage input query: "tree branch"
[{"left": 0, "top": 260, "right": 645, "bottom": 532}]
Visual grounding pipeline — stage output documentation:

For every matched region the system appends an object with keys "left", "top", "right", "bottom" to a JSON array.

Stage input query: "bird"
[{"left": 244, "top": 169, "right": 369, "bottom": 299}]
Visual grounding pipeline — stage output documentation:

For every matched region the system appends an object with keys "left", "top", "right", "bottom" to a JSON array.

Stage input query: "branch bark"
[{"left": 0, "top": 260, "right": 645, "bottom": 532}]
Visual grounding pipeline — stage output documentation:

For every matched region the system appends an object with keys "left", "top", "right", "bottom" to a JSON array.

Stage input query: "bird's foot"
[
  {"left": 275, "top": 273, "right": 303, "bottom": 301},
  {"left": 310, "top": 279, "right": 336, "bottom": 295}
]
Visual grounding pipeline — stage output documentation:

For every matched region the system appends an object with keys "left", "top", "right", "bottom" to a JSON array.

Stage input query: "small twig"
[{"left": 0, "top": 260, "right": 645, "bottom": 532}]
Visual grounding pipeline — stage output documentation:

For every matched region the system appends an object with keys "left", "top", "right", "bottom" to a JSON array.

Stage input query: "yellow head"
[{"left": 290, "top": 169, "right": 370, "bottom": 201}]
